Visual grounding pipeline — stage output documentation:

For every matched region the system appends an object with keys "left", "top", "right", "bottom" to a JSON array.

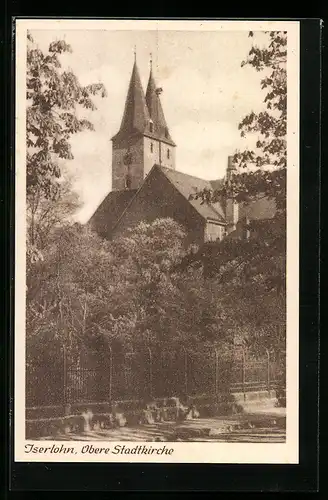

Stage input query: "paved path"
[{"left": 43, "top": 412, "right": 286, "bottom": 443}]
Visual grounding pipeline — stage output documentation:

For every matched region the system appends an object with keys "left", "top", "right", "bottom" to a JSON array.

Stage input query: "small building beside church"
[{"left": 89, "top": 58, "right": 276, "bottom": 245}]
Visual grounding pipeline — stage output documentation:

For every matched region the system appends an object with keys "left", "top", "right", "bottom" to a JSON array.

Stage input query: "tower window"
[
  {"left": 167, "top": 149, "right": 170, "bottom": 159},
  {"left": 149, "top": 122, "right": 153, "bottom": 133},
  {"left": 165, "top": 128, "right": 168, "bottom": 138},
  {"left": 150, "top": 142, "right": 153, "bottom": 153},
  {"left": 125, "top": 174, "right": 132, "bottom": 189},
  {"left": 123, "top": 152, "right": 132, "bottom": 166}
]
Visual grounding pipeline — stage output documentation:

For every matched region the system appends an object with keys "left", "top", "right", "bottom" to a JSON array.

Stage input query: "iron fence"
[{"left": 26, "top": 341, "right": 285, "bottom": 407}]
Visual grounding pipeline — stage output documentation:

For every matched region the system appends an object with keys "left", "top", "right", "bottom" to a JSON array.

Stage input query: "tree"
[
  {"left": 84, "top": 218, "right": 194, "bottom": 346},
  {"left": 26, "top": 223, "right": 112, "bottom": 351},
  {"left": 188, "top": 31, "right": 287, "bottom": 281},
  {"left": 26, "top": 218, "right": 233, "bottom": 355},
  {"left": 177, "top": 217, "right": 286, "bottom": 353},
  {"left": 238, "top": 32, "right": 287, "bottom": 161},
  {"left": 27, "top": 175, "right": 80, "bottom": 260},
  {"left": 26, "top": 32, "right": 107, "bottom": 200},
  {"left": 193, "top": 31, "right": 287, "bottom": 212},
  {"left": 184, "top": 32, "right": 287, "bottom": 352},
  {"left": 26, "top": 219, "right": 237, "bottom": 406},
  {"left": 26, "top": 31, "right": 107, "bottom": 267},
  {"left": 233, "top": 30, "right": 287, "bottom": 211}
]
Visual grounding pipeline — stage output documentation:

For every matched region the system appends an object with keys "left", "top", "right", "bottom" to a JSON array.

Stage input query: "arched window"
[
  {"left": 150, "top": 142, "right": 153, "bottom": 153},
  {"left": 167, "top": 149, "right": 170, "bottom": 159},
  {"left": 149, "top": 122, "right": 153, "bottom": 133}
]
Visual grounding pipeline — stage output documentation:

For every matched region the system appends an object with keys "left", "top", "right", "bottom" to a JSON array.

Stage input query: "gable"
[
  {"left": 89, "top": 190, "right": 137, "bottom": 238},
  {"left": 111, "top": 167, "right": 207, "bottom": 246},
  {"left": 158, "top": 166, "right": 226, "bottom": 223}
]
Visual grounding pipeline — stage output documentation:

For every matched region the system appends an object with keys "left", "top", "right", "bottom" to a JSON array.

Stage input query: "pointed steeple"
[
  {"left": 145, "top": 68, "right": 175, "bottom": 147},
  {"left": 112, "top": 60, "right": 150, "bottom": 143}
]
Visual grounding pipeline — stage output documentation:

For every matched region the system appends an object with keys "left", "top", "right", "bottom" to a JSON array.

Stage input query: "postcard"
[{"left": 14, "top": 19, "right": 299, "bottom": 463}]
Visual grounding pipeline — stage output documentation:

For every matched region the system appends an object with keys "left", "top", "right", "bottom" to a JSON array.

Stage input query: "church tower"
[{"left": 111, "top": 56, "right": 176, "bottom": 191}]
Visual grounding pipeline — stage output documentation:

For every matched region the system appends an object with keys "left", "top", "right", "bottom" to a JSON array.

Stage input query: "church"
[{"left": 89, "top": 57, "right": 276, "bottom": 246}]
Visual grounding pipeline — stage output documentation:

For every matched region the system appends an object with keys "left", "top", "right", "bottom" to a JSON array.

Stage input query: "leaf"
[{"left": 26, "top": 35, "right": 107, "bottom": 200}]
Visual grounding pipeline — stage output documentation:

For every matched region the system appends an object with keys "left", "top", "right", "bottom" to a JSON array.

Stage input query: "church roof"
[
  {"left": 89, "top": 189, "right": 137, "bottom": 237},
  {"left": 145, "top": 70, "right": 176, "bottom": 147},
  {"left": 157, "top": 165, "right": 226, "bottom": 223},
  {"left": 111, "top": 61, "right": 150, "bottom": 143},
  {"left": 111, "top": 61, "right": 175, "bottom": 147}
]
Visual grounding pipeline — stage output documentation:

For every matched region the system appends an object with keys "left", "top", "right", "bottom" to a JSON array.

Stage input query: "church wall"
[
  {"left": 143, "top": 137, "right": 176, "bottom": 177},
  {"left": 112, "top": 136, "right": 176, "bottom": 191},
  {"left": 112, "top": 137, "right": 145, "bottom": 190},
  {"left": 204, "top": 221, "right": 226, "bottom": 242},
  {"left": 112, "top": 167, "right": 205, "bottom": 247}
]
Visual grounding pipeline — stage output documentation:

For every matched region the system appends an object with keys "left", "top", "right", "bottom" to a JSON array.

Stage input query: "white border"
[{"left": 14, "top": 19, "right": 300, "bottom": 464}]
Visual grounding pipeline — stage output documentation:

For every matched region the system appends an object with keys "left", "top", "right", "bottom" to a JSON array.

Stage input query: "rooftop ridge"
[
  {"left": 157, "top": 165, "right": 215, "bottom": 187},
  {"left": 155, "top": 165, "right": 226, "bottom": 223},
  {"left": 145, "top": 70, "right": 175, "bottom": 146}
]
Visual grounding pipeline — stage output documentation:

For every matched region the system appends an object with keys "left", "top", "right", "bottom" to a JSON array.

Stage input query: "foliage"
[
  {"left": 26, "top": 32, "right": 107, "bottom": 201},
  {"left": 187, "top": 31, "right": 287, "bottom": 305},
  {"left": 177, "top": 215, "right": 285, "bottom": 352},
  {"left": 27, "top": 213, "right": 284, "bottom": 354},
  {"left": 27, "top": 176, "right": 80, "bottom": 258},
  {"left": 26, "top": 31, "right": 287, "bottom": 366},
  {"left": 238, "top": 31, "right": 287, "bottom": 168},
  {"left": 192, "top": 31, "right": 287, "bottom": 212},
  {"left": 180, "top": 215, "right": 285, "bottom": 287},
  {"left": 232, "top": 30, "right": 287, "bottom": 213},
  {"left": 181, "top": 31, "right": 287, "bottom": 351},
  {"left": 26, "top": 31, "right": 107, "bottom": 283},
  {"left": 26, "top": 223, "right": 112, "bottom": 368},
  {"left": 26, "top": 219, "right": 235, "bottom": 355}
]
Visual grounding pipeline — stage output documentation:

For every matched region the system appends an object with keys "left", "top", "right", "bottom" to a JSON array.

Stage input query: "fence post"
[
  {"left": 182, "top": 347, "right": 188, "bottom": 397},
  {"left": 148, "top": 347, "right": 153, "bottom": 399},
  {"left": 214, "top": 347, "right": 220, "bottom": 399},
  {"left": 62, "top": 344, "right": 66, "bottom": 404},
  {"left": 266, "top": 348, "right": 270, "bottom": 393},
  {"left": 242, "top": 348, "right": 246, "bottom": 401},
  {"left": 62, "top": 344, "right": 71, "bottom": 416},
  {"left": 108, "top": 345, "right": 113, "bottom": 403}
]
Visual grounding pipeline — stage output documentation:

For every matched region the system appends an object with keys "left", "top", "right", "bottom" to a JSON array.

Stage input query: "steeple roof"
[
  {"left": 111, "top": 61, "right": 150, "bottom": 143},
  {"left": 145, "top": 69, "right": 175, "bottom": 146}
]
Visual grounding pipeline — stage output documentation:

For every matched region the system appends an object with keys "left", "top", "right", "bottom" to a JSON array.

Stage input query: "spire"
[
  {"left": 111, "top": 60, "right": 150, "bottom": 142},
  {"left": 145, "top": 68, "right": 175, "bottom": 146}
]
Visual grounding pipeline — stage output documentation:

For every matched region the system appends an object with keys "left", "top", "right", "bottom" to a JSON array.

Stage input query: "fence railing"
[{"left": 26, "top": 342, "right": 285, "bottom": 407}]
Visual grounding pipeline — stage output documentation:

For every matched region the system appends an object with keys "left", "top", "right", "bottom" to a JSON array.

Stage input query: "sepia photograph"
[{"left": 14, "top": 19, "right": 300, "bottom": 463}]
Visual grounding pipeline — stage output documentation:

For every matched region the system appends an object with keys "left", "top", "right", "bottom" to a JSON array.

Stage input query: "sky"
[{"left": 30, "top": 28, "right": 269, "bottom": 223}]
